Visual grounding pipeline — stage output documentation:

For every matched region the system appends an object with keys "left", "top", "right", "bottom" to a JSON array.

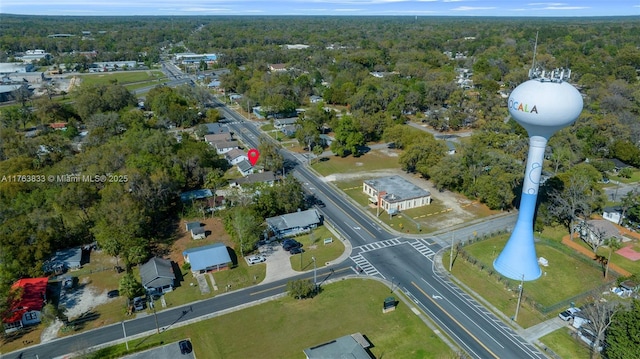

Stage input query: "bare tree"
[
  {"left": 547, "top": 174, "right": 592, "bottom": 240},
  {"left": 581, "top": 299, "right": 619, "bottom": 359}
]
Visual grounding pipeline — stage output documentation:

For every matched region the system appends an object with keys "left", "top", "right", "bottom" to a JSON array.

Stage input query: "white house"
[
  {"left": 603, "top": 206, "right": 623, "bottom": 225},
  {"left": 225, "top": 148, "right": 248, "bottom": 166},
  {"left": 363, "top": 176, "right": 431, "bottom": 214}
]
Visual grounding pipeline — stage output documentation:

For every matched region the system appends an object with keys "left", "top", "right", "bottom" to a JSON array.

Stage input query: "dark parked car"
[
  {"left": 179, "top": 339, "right": 193, "bottom": 354},
  {"left": 289, "top": 247, "right": 304, "bottom": 255},
  {"left": 283, "top": 240, "right": 301, "bottom": 251},
  {"left": 107, "top": 290, "right": 119, "bottom": 298}
]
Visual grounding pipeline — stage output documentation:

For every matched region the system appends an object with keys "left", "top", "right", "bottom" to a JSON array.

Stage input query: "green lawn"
[
  {"left": 540, "top": 328, "right": 591, "bottom": 359},
  {"left": 312, "top": 150, "right": 400, "bottom": 176},
  {"left": 289, "top": 226, "right": 345, "bottom": 271},
  {"left": 78, "top": 71, "right": 166, "bottom": 87},
  {"left": 87, "top": 279, "right": 453, "bottom": 359},
  {"left": 451, "top": 259, "right": 545, "bottom": 328},
  {"left": 462, "top": 235, "right": 609, "bottom": 307},
  {"left": 450, "top": 234, "right": 613, "bottom": 328}
]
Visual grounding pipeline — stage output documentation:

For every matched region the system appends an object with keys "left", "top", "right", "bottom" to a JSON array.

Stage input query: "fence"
[{"left": 457, "top": 235, "right": 618, "bottom": 315}]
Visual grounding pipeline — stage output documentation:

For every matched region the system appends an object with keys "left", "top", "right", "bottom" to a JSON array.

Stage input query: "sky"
[{"left": 1, "top": 0, "right": 639, "bottom": 17}]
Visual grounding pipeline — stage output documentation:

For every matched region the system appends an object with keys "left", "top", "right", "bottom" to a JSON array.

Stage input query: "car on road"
[
  {"left": 289, "top": 247, "right": 304, "bottom": 255},
  {"left": 178, "top": 339, "right": 193, "bottom": 355},
  {"left": 247, "top": 255, "right": 266, "bottom": 265},
  {"left": 558, "top": 307, "right": 581, "bottom": 321}
]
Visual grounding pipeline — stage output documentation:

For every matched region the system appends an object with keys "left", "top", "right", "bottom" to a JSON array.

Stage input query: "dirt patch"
[
  {"left": 60, "top": 280, "right": 115, "bottom": 320},
  {"left": 169, "top": 217, "right": 234, "bottom": 265}
]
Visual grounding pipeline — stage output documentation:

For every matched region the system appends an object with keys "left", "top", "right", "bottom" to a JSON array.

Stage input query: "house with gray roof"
[
  {"left": 183, "top": 243, "right": 232, "bottom": 273},
  {"left": 237, "top": 159, "right": 254, "bottom": 177},
  {"left": 303, "top": 333, "right": 372, "bottom": 359},
  {"left": 44, "top": 247, "right": 84, "bottom": 273},
  {"left": 139, "top": 257, "right": 175, "bottom": 294},
  {"left": 363, "top": 175, "right": 431, "bottom": 214},
  {"left": 266, "top": 208, "right": 322, "bottom": 239},
  {"left": 229, "top": 171, "right": 277, "bottom": 188},
  {"left": 203, "top": 123, "right": 230, "bottom": 135},
  {"left": 225, "top": 148, "right": 248, "bottom": 166}
]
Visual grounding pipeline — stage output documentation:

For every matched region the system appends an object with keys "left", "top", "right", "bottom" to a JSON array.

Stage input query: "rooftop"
[
  {"left": 139, "top": 257, "right": 174, "bottom": 289},
  {"left": 5, "top": 278, "right": 48, "bottom": 324},
  {"left": 364, "top": 175, "right": 431, "bottom": 203},
  {"left": 266, "top": 208, "right": 321, "bottom": 232},
  {"left": 303, "top": 333, "right": 372, "bottom": 359},
  {"left": 183, "top": 243, "right": 231, "bottom": 271}
]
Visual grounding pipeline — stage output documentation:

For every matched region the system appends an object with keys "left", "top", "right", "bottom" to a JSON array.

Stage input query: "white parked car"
[
  {"left": 558, "top": 307, "right": 581, "bottom": 321},
  {"left": 248, "top": 255, "right": 266, "bottom": 265}
]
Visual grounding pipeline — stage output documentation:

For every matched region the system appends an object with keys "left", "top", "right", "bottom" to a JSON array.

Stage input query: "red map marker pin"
[{"left": 248, "top": 148, "right": 260, "bottom": 166}]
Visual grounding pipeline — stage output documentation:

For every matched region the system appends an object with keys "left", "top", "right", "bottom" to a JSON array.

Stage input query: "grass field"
[
  {"left": 450, "top": 234, "right": 613, "bottom": 328},
  {"left": 540, "top": 328, "right": 592, "bottom": 359},
  {"left": 461, "top": 235, "right": 609, "bottom": 307},
  {"left": 87, "top": 279, "right": 453, "bottom": 359},
  {"left": 312, "top": 150, "right": 400, "bottom": 176},
  {"left": 78, "top": 70, "right": 166, "bottom": 87},
  {"left": 288, "top": 226, "right": 345, "bottom": 271}
]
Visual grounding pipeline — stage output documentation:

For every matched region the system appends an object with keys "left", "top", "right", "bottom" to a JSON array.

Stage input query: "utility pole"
[
  {"left": 121, "top": 321, "right": 129, "bottom": 351},
  {"left": 514, "top": 275, "right": 524, "bottom": 322},
  {"left": 149, "top": 299, "right": 159, "bottom": 334},
  {"left": 312, "top": 256, "right": 317, "bottom": 291},
  {"left": 449, "top": 233, "right": 455, "bottom": 271}
]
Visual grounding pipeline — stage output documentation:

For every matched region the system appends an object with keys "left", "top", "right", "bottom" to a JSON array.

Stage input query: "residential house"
[
  {"left": 213, "top": 140, "right": 239, "bottom": 155},
  {"left": 183, "top": 243, "right": 232, "bottom": 273},
  {"left": 3, "top": 278, "right": 48, "bottom": 333},
  {"left": 309, "top": 95, "right": 323, "bottom": 104},
  {"left": 266, "top": 208, "right": 322, "bottom": 239},
  {"left": 225, "top": 148, "right": 248, "bottom": 166},
  {"left": 603, "top": 206, "right": 623, "bottom": 225},
  {"left": 274, "top": 118, "right": 298, "bottom": 129},
  {"left": 139, "top": 257, "right": 176, "bottom": 294},
  {"left": 204, "top": 133, "right": 232, "bottom": 146},
  {"left": 237, "top": 159, "right": 254, "bottom": 177},
  {"left": 203, "top": 123, "right": 229, "bottom": 135},
  {"left": 43, "top": 247, "right": 84, "bottom": 273},
  {"left": 50, "top": 122, "right": 68, "bottom": 131},
  {"left": 363, "top": 175, "right": 432, "bottom": 214},
  {"left": 319, "top": 134, "right": 333, "bottom": 147},
  {"left": 180, "top": 189, "right": 213, "bottom": 203},
  {"left": 576, "top": 219, "right": 622, "bottom": 249},
  {"left": 445, "top": 141, "right": 457, "bottom": 155},
  {"left": 280, "top": 124, "right": 298, "bottom": 137},
  {"left": 229, "top": 171, "right": 277, "bottom": 188},
  {"left": 303, "top": 333, "right": 372, "bottom": 359},
  {"left": 268, "top": 63, "right": 288, "bottom": 72}
]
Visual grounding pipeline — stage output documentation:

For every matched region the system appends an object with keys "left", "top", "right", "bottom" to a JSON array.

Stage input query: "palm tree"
[{"left": 603, "top": 237, "right": 622, "bottom": 280}]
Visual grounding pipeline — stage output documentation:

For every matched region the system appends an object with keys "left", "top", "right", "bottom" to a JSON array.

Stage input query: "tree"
[
  {"left": 603, "top": 237, "right": 622, "bottom": 280},
  {"left": 257, "top": 137, "right": 284, "bottom": 173},
  {"left": 227, "top": 207, "right": 261, "bottom": 257},
  {"left": 546, "top": 173, "right": 594, "bottom": 240},
  {"left": 330, "top": 115, "right": 364, "bottom": 157},
  {"left": 287, "top": 279, "right": 315, "bottom": 299},
  {"left": 119, "top": 272, "right": 144, "bottom": 300},
  {"left": 205, "top": 168, "right": 227, "bottom": 198},
  {"left": 604, "top": 299, "right": 640, "bottom": 359},
  {"left": 581, "top": 299, "right": 619, "bottom": 359}
]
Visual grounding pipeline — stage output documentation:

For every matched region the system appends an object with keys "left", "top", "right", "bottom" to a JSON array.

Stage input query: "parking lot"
[{"left": 120, "top": 340, "right": 195, "bottom": 359}]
